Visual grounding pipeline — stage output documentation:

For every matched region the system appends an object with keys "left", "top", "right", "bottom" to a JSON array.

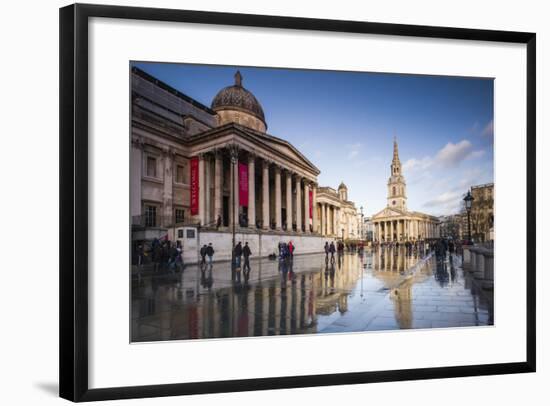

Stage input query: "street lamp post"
[
  {"left": 230, "top": 145, "right": 239, "bottom": 271},
  {"left": 360, "top": 206, "right": 364, "bottom": 241},
  {"left": 463, "top": 190, "right": 474, "bottom": 245}
]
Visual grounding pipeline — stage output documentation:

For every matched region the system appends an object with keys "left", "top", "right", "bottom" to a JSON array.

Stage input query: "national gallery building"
[
  {"left": 131, "top": 67, "right": 360, "bottom": 260},
  {"left": 371, "top": 140, "right": 440, "bottom": 243}
]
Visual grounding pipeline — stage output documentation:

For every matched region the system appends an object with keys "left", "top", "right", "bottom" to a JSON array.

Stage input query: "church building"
[{"left": 371, "top": 139, "right": 439, "bottom": 242}]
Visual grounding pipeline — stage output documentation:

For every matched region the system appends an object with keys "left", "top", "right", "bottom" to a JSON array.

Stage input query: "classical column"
[
  {"left": 285, "top": 171, "right": 292, "bottom": 231},
  {"left": 312, "top": 186, "right": 318, "bottom": 234},
  {"left": 204, "top": 154, "right": 211, "bottom": 226},
  {"left": 274, "top": 166, "right": 282, "bottom": 230},
  {"left": 198, "top": 153, "right": 206, "bottom": 226},
  {"left": 333, "top": 207, "right": 338, "bottom": 238},
  {"left": 229, "top": 147, "right": 239, "bottom": 228},
  {"left": 262, "top": 160, "right": 270, "bottom": 230},
  {"left": 248, "top": 154, "right": 255, "bottom": 229},
  {"left": 295, "top": 176, "right": 302, "bottom": 233},
  {"left": 304, "top": 182, "right": 310, "bottom": 233},
  {"left": 321, "top": 203, "right": 326, "bottom": 236},
  {"left": 162, "top": 148, "right": 174, "bottom": 228},
  {"left": 214, "top": 150, "right": 222, "bottom": 224},
  {"left": 130, "top": 138, "right": 142, "bottom": 219}
]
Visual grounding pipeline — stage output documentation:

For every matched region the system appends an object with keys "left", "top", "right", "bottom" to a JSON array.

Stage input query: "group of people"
[
  {"left": 277, "top": 241, "right": 295, "bottom": 260},
  {"left": 199, "top": 243, "right": 216, "bottom": 266},
  {"left": 143, "top": 237, "right": 184, "bottom": 273},
  {"left": 233, "top": 241, "right": 252, "bottom": 271}
]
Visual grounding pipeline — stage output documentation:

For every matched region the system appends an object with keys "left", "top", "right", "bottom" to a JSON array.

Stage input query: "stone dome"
[
  {"left": 211, "top": 71, "right": 267, "bottom": 131},
  {"left": 338, "top": 181, "right": 348, "bottom": 190}
]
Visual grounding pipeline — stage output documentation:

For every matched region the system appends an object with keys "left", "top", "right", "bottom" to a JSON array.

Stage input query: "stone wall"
[{"left": 176, "top": 227, "right": 325, "bottom": 263}]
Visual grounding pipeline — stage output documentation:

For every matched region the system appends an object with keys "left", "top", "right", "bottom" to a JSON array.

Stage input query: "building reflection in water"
[{"left": 132, "top": 246, "right": 493, "bottom": 342}]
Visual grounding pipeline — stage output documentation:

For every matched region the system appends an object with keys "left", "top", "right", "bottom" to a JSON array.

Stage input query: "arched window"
[{"left": 392, "top": 186, "right": 396, "bottom": 195}]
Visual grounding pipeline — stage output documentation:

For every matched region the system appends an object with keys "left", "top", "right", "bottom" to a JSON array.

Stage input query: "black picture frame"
[{"left": 59, "top": 3, "right": 536, "bottom": 402}]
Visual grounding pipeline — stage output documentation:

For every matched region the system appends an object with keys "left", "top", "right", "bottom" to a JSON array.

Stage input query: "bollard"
[
  {"left": 482, "top": 250, "right": 494, "bottom": 290},
  {"left": 473, "top": 249, "right": 485, "bottom": 280},
  {"left": 469, "top": 247, "right": 478, "bottom": 273},
  {"left": 463, "top": 247, "right": 472, "bottom": 271}
]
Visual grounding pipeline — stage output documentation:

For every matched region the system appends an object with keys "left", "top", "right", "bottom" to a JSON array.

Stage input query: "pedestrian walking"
[
  {"left": 243, "top": 242, "right": 252, "bottom": 272},
  {"left": 324, "top": 242, "right": 329, "bottom": 258},
  {"left": 206, "top": 243, "right": 214, "bottom": 266},
  {"left": 329, "top": 241, "right": 336, "bottom": 260},
  {"left": 200, "top": 244, "right": 207, "bottom": 266},
  {"left": 136, "top": 243, "right": 144, "bottom": 267},
  {"left": 288, "top": 241, "right": 294, "bottom": 258},
  {"left": 234, "top": 242, "right": 243, "bottom": 268}
]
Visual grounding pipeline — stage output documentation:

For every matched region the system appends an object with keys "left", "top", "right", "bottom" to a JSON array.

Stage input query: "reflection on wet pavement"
[{"left": 131, "top": 247, "right": 493, "bottom": 342}]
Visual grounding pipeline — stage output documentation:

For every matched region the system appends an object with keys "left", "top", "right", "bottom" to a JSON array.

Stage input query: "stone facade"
[
  {"left": 371, "top": 139, "right": 439, "bottom": 242},
  {"left": 131, "top": 67, "right": 362, "bottom": 259}
]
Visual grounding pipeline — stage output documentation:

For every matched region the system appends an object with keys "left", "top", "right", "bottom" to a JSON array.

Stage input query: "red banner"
[
  {"left": 190, "top": 157, "right": 199, "bottom": 215},
  {"left": 238, "top": 162, "right": 248, "bottom": 207},
  {"left": 309, "top": 189, "right": 313, "bottom": 219}
]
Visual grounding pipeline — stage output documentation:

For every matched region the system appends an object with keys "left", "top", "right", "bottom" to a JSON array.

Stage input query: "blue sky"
[{"left": 133, "top": 62, "right": 494, "bottom": 217}]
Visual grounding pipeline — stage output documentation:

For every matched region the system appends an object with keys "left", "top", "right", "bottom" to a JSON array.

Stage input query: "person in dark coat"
[
  {"left": 153, "top": 243, "right": 162, "bottom": 273},
  {"left": 234, "top": 242, "right": 243, "bottom": 268},
  {"left": 329, "top": 242, "right": 336, "bottom": 260},
  {"left": 243, "top": 242, "right": 252, "bottom": 272},
  {"left": 324, "top": 242, "right": 330, "bottom": 258},
  {"left": 206, "top": 243, "right": 214, "bottom": 266},
  {"left": 200, "top": 244, "right": 207, "bottom": 265}
]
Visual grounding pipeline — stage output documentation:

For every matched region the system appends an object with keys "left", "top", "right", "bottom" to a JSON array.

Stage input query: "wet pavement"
[{"left": 131, "top": 247, "right": 493, "bottom": 342}]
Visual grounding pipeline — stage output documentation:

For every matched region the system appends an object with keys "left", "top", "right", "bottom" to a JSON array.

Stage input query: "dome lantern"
[{"left": 211, "top": 71, "right": 267, "bottom": 132}]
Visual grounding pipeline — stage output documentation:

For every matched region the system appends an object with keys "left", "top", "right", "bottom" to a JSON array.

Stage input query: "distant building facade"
[
  {"left": 469, "top": 183, "right": 494, "bottom": 242},
  {"left": 371, "top": 139, "right": 439, "bottom": 242},
  {"left": 439, "top": 214, "right": 462, "bottom": 240},
  {"left": 315, "top": 182, "right": 361, "bottom": 241}
]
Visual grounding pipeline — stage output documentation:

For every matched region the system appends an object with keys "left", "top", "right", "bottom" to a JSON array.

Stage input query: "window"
[
  {"left": 175, "top": 164, "right": 185, "bottom": 184},
  {"left": 144, "top": 205, "right": 157, "bottom": 227},
  {"left": 392, "top": 186, "right": 396, "bottom": 195},
  {"left": 146, "top": 156, "right": 157, "bottom": 178},
  {"left": 175, "top": 208, "right": 185, "bottom": 224}
]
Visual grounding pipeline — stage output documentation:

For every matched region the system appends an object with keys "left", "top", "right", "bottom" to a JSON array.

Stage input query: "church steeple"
[
  {"left": 391, "top": 137, "right": 402, "bottom": 176},
  {"left": 387, "top": 137, "right": 407, "bottom": 211}
]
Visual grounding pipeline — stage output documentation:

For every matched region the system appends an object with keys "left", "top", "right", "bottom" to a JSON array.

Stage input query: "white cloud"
[
  {"left": 422, "top": 190, "right": 464, "bottom": 215},
  {"left": 481, "top": 120, "right": 494, "bottom": 137},
  {"left": 403, "top": 139, "right": 482, "bottom": 174},
  {"left": 466, "top": 149, "right": 485, "bottom": 160},
  {"left": 402, "top": 156, "right": 432, "bottom": 172},
  {"left": 346, "top": 143, "right": 362, "bottom": 159},
  {"left": 435, "top": 140, "right": 473, "bottom": 168}
]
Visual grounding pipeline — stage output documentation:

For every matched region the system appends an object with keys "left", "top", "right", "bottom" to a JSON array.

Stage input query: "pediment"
[{"left": 372, "top": 207, "right": 406, "bottom": 219}]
